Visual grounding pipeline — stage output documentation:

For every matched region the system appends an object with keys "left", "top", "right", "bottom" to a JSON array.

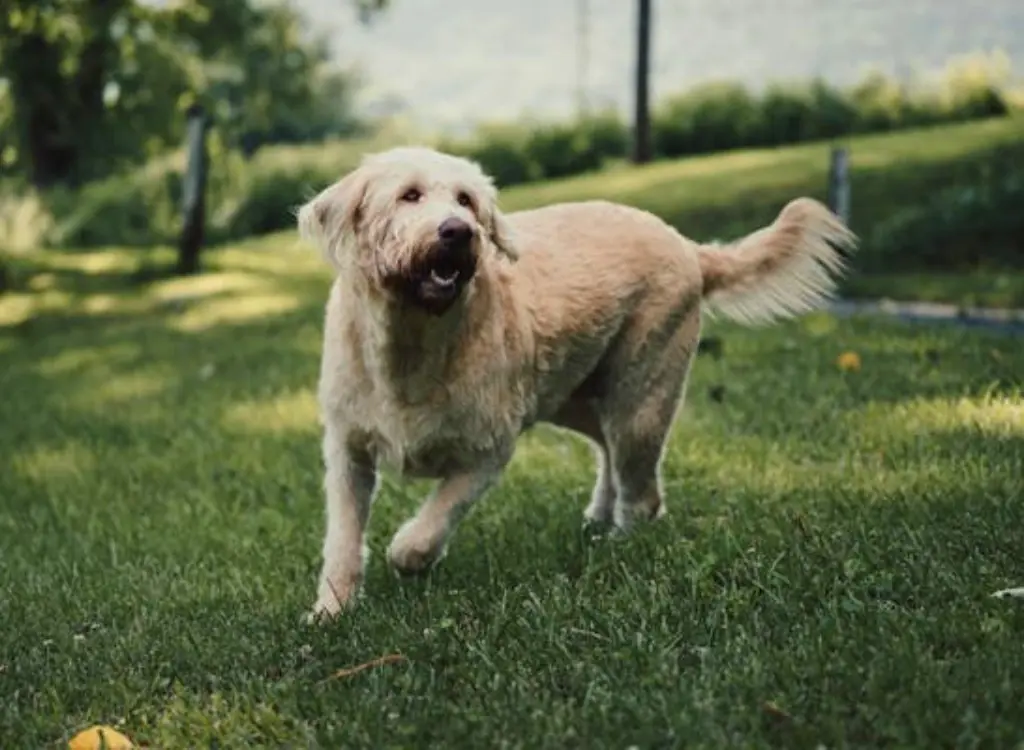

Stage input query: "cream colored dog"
[{"left": 297, "top": 146, "right": 856, "bottom": 620}]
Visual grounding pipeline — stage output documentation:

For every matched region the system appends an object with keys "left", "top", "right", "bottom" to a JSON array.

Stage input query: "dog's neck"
[{"left": 357, "top": 275, "right": 491, "bottom": 406}]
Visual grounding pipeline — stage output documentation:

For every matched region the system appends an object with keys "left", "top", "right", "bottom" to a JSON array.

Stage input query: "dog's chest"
[{"left": 349, "top": 385, "right": 514, "bottom": 479}]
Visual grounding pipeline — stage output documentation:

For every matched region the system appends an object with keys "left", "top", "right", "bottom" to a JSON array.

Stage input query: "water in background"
[{"left": 299, "top": 0, "right": 1024, "bottom": 133}]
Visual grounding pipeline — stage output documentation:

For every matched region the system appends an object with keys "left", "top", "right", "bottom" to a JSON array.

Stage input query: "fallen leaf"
[
  {"left": 68, "top": 725, "right": 135, "bottom": 750},
  {"left": 320, "top": 653, "right": 407, "bottom": 683},
  {"left": 836, "top": 351, "right": 861, "bottom": 371}
]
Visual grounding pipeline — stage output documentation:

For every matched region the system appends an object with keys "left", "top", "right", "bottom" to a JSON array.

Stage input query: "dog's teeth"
[{"left": 430, "top": 270, "right": 458, "bottom": 287}]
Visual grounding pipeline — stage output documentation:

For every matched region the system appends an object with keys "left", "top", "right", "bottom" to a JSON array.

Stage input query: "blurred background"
[{"left": 0, "top": 0, "right": 1022, "bottom": 302}]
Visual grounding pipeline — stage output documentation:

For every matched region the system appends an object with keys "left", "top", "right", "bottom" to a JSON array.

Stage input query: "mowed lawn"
[
  {"left": 499, "top": 115, "right": 1024, "bottom": 309},
  {"left": 1, "top": 238, "right": 1023, "bottom": 748}
]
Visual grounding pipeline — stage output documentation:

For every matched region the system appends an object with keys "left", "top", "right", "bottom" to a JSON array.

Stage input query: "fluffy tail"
[{"left": 697, "top": 197, "right": 857, "bottom": 326}]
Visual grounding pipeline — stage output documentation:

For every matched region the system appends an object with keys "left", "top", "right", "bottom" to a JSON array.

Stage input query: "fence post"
[
  {"left": 631, "top": 0, "right": 653, "bottom": 164},
  {"left": 177, "top": 103, "right": 209, "bottom": 275},
  {"left": 827, "top": 146, "right": 850, "bottom": 225}
]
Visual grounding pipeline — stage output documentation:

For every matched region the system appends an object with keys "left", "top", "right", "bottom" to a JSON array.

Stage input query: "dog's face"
[{"left": 298, "top": 147, "right": 518, "bottom": 315}]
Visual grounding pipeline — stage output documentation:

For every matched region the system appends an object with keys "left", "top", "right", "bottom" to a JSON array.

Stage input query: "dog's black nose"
[{"left": 438, "top": 217, "right": 473, "bottom": 245}]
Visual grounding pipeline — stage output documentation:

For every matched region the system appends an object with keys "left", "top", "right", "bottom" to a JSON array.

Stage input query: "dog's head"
[{"left": 297, "top": 146, "right": 518, "bottom": 315}]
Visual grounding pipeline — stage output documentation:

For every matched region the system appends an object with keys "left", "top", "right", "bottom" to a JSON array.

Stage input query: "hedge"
[{"left": 11, "top": 54, "right": 1020, "bottom": 250}]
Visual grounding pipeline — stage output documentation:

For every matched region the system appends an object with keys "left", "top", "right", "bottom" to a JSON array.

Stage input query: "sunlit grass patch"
[
  {"left": 222, "top": 391, "right": 320, "bottom": 435},
  {"left": 166, "top": 290, "right": 304, "bottom": 332},
  {"left": 10, "top": 443, "right": 98, "bottom": 484},
  {"left": 854, "top": 393, "right": 1024, "bottom": 440}
]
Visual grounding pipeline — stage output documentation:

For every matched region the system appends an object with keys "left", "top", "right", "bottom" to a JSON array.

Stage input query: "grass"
[
  {"left": 499, "top": 115, "right": 1024, "bottom": 308},
  {"left": 499, "top": 115, "right": 1024, "bottom": 243},
  {"left": 843, "top": 269, "right": 1024, "bottom": 310},
  {"left": 1, "top": 237, "right": 1023, "bottom": 749}
]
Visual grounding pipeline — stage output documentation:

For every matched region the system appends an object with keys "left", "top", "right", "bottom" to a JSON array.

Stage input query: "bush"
[
  {"left": 868, "top": 154, "right": 1024, "bottom": 272},
  {"left": 439, "top": 124, "right": 540, "bottom": 188},
  {"left": 653, "top": 82, "right": 762, "bottom": 156},
  {"left": 43, "top": 134, "right": 383, "bottom": 249},
  {"left": 442, "top": 109, "right": 627, "bottom": 188},
  {"left": 34, "top": 52, "right": 1017, "bottom": 249}
]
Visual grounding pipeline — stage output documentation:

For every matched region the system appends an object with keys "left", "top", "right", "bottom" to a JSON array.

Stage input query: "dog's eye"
[
  {"left": 400, "top": 187, "right": 422, "bottom": 203},
  {"left": 456, "top": 191, "right": 473, "bottom": 209}
]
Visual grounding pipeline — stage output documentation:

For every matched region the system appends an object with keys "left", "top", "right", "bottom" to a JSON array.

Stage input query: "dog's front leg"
[
  {"left": 387, "top": 466, "right": 502, "bottom": 576},
  {"left": 309, "top": 423, "right": 377, "bottom": 621}
]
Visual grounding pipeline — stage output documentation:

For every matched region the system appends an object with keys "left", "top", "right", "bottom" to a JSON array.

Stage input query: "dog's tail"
[{"left": 696, "top": 197, "right": 857, "bottom": 326}]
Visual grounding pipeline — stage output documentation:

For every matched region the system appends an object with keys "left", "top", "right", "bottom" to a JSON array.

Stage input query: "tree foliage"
[{"left": 0, "top": 0, "right": 384, "bottom": 187}]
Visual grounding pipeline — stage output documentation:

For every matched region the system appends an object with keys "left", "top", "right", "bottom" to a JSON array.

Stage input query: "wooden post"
[
  {"left": 631, "top": 0, "right": 653, "bottom": 164},
  {"left": 177, "top": 103, "right": 208, "bottom": 275},
  {"left": 827, "top": 146, "right": 850, "bottom": 225}
]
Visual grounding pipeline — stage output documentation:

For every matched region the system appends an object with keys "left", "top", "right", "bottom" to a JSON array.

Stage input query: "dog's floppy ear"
[
  {"left": 486, "top": 203, "right": 519, "bottom": 262},
  {"left": 297, "top": 167, "right": 369, "bottom": 270}
]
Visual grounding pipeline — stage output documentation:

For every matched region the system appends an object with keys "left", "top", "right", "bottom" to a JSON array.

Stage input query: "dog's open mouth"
[
  {"left": 428, "top": 267, "right": 460, "bottom": 289},
  {"left": 411, "top": 250, "right": 476, "bottom": 314}
]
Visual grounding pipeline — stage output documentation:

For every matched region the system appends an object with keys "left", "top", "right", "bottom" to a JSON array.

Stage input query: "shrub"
[
  {"left": 34, "top": 52, "right": 1017, "bottom": 250},
  {"left": 440, "top": 124, "right": 540, "bottom": 188},
  {"left": 443, "top": 110, "right": 627, "bottom": 188},
  {"left": 524, "top": 110, "right": 628, "bottom": 180},
  {"left": 653, "top": 82, "right": 762, "bottom": 157},
  {"left": 44, "top": 134, "right": 383, "bottom": 248},
  {"left": 46, "top": 158, "right": 183, "bottom": 248},
  {"left": 867, "top": 153, "right": 1024, "bottom": 271},
  {"left": 0, "top": 181, "right": 53, "bottom": 254}
]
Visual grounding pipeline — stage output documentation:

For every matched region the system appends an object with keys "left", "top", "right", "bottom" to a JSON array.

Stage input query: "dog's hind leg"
[
  {"left": 601, "top": 385, "right": 682, "bottom": 531},
  {"left": 550, "top": 399, "right": 615, "bottom": 526},
  {"left": 598, "top": 304, "right": 701, "bottom": 532},
  {"left": 387, "top": 465, "right": 504, "bottom": 576}
]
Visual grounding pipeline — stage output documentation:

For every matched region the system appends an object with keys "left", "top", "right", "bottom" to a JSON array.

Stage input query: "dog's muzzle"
[{"left": 404, "top": 217, "right": 478, "bottom": 315}]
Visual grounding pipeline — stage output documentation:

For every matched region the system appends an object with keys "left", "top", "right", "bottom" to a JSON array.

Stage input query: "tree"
[
  {"left": 0, "top": 0, "right": 134, "bottom": 187},
  {"left": 0, "top": 0, "right": 389, "bottom": 188},
  {"left": 632, "top": 0, "right": 653, "bottom": 164}
]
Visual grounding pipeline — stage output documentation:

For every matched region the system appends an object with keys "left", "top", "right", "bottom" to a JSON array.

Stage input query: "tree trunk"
[
  {"left": 632, "top": 0, "right": 653, "bottom": 164},
  {"left": 4, "top": 0, "right": 124, "bottom": 187},
  {"left": 7, "top": 33, "right": 79, "bottom": 187}
]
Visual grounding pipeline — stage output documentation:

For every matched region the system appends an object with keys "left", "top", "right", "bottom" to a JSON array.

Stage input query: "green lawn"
[
  {"left": 1, "top": 239, "right": 1023, "bottom": 748},
  {"left": 842, "top": 268, "right": 1024, "bottom": 310},
  {"left": 500, "top": 115, "right": 1024, "bottom": 244},
  {"left": 500, "top": 115, "right": 1024, "bottom": 308}
]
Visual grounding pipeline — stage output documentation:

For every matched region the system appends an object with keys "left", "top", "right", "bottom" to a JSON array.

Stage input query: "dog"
[{"left": 296, "top": 145, "right": 856, "bottom": 620}]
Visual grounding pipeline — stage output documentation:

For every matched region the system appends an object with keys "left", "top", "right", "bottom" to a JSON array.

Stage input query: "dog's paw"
[
  {"left": 306, "top": 573, "right": 362, "bottom": 623},
  {"left": 387, "top": 521, "right": 447, "bottom": 576},
  {"left": 613, "top": 497, "right": 666, "bottom": 532},
  {"left": 303, "top": 606, "right": 335, "bottom": 626},
  {"left": 581, "top": 505, "right": 616, "bottom": 540},
  {"left": 583, "top": 499, "right": 615, "bottom": 526}
]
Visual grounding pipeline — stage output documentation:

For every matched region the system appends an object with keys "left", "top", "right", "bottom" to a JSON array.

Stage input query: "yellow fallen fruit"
[
  {"left": 836, "top": 351, "right": 861, "bottom": 371},
  {"left": 68, "top": 725, "right": 134, "bottom": 750}
]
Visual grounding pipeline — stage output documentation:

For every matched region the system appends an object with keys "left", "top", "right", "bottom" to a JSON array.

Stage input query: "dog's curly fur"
[{"left": 296, "top": 146, "right": 857, "bottom": 619}]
